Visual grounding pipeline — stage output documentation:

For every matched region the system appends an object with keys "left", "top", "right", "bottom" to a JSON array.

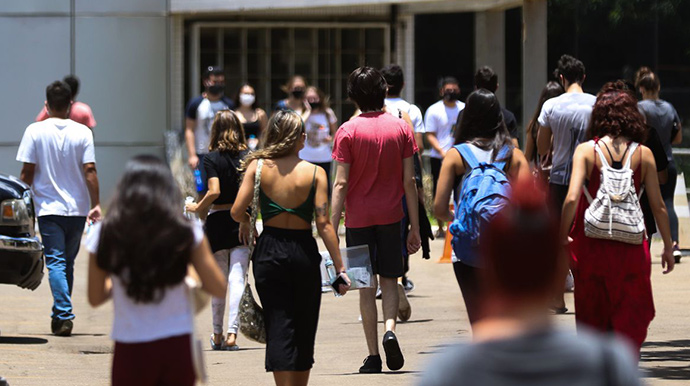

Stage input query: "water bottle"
[
  {"left": 193, "top": 169, "right": 204, "bottom": 192},
  {"left": 184, "top": 196, "right": 199, "bottom": 221},
  {"left": 248, "top": 134, "right": 258, "bottom": 151}
]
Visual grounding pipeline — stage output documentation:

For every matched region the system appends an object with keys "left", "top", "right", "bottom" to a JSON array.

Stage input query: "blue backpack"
[{"left": 449, "top": 144, "right": 512, "bottom": 266}]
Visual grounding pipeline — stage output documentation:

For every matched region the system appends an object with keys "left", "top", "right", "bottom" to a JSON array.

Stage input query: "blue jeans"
[{"left": 38, "top": 215, "right": 86, "bottom": 321}]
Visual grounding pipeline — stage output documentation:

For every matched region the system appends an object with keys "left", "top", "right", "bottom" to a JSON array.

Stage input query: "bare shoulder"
[{"left": 639, "top": 144, "right": 655, "bottom": 163}]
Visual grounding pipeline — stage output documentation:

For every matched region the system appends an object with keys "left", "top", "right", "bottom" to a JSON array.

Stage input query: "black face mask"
[
  {"left": 208, "top": 84, "right": 225, "bottom": 95},
  {"left": 309, "top": 100, "right": 321, "bottom": 108},
  {"left": 291, "top": 89, "right": 305, "bottom": 99},
  {"left": 443, "top": 91, "right": 460, "bottom": 102}
]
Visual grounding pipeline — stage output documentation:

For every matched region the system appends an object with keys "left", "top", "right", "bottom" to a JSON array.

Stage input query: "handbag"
[
  {"left": 238, "top": 283, "right": 267, "bottom": 343},
  {"left": 238, "top": 159, "right": 267, "bottom": 344}
]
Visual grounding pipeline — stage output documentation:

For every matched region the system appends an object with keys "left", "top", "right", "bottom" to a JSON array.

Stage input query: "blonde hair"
[
  {"left": 208, "top": 110, "right": 247, "bottom": 153},
  {"left": 242, "top": 110, "right": 304, "bottom": 170}
]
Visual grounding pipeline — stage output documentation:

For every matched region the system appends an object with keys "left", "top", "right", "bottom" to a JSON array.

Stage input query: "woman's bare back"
[{"left": 260, "top": 157, "right": 317, "bottom": 229}]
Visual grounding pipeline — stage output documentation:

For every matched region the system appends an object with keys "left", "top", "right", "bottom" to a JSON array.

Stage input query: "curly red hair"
[{"left": 586, "top": 83, "right": 647, "bottom": 143}]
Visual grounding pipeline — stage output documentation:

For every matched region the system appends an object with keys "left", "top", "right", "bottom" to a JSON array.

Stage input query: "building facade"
[{"left": 0, "top": 0, "right": 546, "bottom": 201}]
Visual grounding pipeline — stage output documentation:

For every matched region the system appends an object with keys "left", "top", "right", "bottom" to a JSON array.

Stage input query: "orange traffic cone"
[
  {"left": 438, "top": 203, "right": 453, "bottom": 263},
  {"left": 438, "top": 227, "right": 453, "bottom": 263}
]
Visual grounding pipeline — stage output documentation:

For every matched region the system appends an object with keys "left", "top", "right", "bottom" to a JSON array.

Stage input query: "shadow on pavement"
[
  {"left": 327, "top": 370, "right": 420, "bottom": 376},
  {"left": 641, "top": 340, "right": 690, "bottom": 380},
  {"left": 0, "top": 336, "right": 48, "bottom": 345}
]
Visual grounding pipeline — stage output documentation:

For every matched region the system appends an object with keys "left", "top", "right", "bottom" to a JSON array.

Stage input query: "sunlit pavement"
[{"left": 0, "top": 234, "right": 687, "bottom": 385}]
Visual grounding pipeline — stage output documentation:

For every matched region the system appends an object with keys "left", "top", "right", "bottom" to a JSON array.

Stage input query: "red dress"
[{"left": 569, "top": 150, "right": 654, "bottom": 354}]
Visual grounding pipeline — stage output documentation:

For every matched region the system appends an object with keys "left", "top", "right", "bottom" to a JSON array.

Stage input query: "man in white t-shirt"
[
  {"left": 382, "top": 64, "right": 425, "bottom": 150},
  {"left": 17, "top": 80, "right": 101, "bottom": 337},
  {"left": 424, "top": 77, "right": 465, "bottom": 237}
]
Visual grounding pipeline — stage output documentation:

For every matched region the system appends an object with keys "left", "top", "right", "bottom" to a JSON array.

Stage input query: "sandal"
[
  {"left": 210, "top": 334, "right": 224, "bottom": 350},
  {"left": 223, "top": 344, "right": 240, "bottom": 351}
]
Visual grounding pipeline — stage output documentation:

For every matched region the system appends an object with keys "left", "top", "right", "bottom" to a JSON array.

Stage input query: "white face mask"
[{"left": 239, "top": 93, "right": 256, "bottom": 106}]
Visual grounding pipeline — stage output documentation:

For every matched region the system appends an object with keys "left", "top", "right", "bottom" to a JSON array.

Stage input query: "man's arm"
[
  {"left": 185, "top": 118, "right": 199, "bottom": 169},
  {"left": 330, "top": 161, "right": 350, "bottom": 236},
  {"left": 425, "top": 132, "right": 445, "bottom": 157},
  {"left": 20, "top": 163, "right": 36, "bottom": 186},
  {"left": 403, "top": 157, "right": 421, "bottom": 254},
  {"left": 83, "top": 162, "right": 101, "bottom": 222},
  {"left": 536, "top": 125, "right": 552, "bottom": 157}
]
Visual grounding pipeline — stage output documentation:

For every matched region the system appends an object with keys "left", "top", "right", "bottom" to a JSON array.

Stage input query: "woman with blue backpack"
[{"left": 433, "top": 89, "right": 530, "bottom": 327}]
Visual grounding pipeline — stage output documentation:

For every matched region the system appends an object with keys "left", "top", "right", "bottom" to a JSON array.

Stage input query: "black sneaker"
[
  {"left": 358, "top": 355, "right": 382, "bottom": 374},
  {"left": 53, "top": 319, "right": 73, "bottom": 337},
  {"left": 382, "top": 331, "right": 404, "bottom": 371}
]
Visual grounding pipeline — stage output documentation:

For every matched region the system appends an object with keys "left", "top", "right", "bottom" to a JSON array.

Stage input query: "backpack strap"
[
  {"left": 624, "top": 142, "right": 639, "bottom": 169},
  {"left": 455, "top": 144, "right": 479, "bottom": 169},
  {"left": 492, "top": 145, "right": 512, "bottom": 171},
  {"left": 592, "top": 141, "right": 611, "bottom": 169}
]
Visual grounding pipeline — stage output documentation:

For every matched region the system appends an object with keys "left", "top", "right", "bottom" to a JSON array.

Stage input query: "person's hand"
[
  {"left": 407, "top": 228, "right": 421, "bottom": 255},
  {"left": 440, "top": 150, "right": 447, "bottom": 158},
  {"left": 185, "top": 202, "right": 198, "bottom": 213},
  {"left": 188, "top": 155, "right": 199, "bottom": 170},
  {"left": 88, "top": 205, "right": 102, "bottom": 223},
  {"left": 239, "top": 221, "right": 251, "bottom": 246},
  {"left": 662, "top": 245, "right": 675, "bottom": 274},
  {"left": 337, "top": 272, "right": 351, "bottom": 295}
]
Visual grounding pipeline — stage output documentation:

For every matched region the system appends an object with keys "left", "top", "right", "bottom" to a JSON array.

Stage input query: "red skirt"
[{"left": 569, "top": 189, "right": 655, "bottom": 355}]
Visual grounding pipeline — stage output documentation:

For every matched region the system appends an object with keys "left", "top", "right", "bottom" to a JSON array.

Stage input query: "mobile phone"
[{"left": 331, "top": 274, "right": 348, "bottom": 292}]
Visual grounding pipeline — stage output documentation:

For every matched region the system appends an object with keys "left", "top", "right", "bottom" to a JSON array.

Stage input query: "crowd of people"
[{"left": 12, "top": 53, "right": 684, "bottom": 385}]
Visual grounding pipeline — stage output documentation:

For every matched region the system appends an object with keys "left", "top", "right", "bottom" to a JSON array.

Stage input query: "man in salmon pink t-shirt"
[
  {"left": 36, "top": 75, "right": 97, "bottom": 129},
  {"left": 331, "top": 66, "right": 421, "bottom": 374}
]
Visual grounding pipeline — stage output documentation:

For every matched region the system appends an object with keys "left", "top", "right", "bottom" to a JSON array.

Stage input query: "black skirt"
[
  {"left": 204, "top": 210, "right": 241, "bottom": 253},
  {"left": 252, "top": 226, "right": 322, "bottom": 372}
]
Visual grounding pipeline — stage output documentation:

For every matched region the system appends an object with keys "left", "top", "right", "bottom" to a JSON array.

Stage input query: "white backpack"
[{"left": 583, "top": 140, "right": 646, "bottom": 245}]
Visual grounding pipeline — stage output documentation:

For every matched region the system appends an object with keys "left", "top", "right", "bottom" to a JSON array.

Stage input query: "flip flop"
[
  {"left": 223, "top": 344, "right": 240, "bottom": 351},
  {"left": 210, "top": 335, "right": 223, "bottom": 350}
]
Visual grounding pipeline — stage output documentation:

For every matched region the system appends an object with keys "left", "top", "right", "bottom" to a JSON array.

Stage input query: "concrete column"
[
  {"left": 398, "top": 14, "right": 415, "bottom": 103},
  {"left": 170, "top": 15, "right": 185, "bottom": 133},
  {"left": 522, "top": 0, "right": 548, "bottom": 131},
  {"left": 475, "top": 10, "right": 506, "bottom": 105}
]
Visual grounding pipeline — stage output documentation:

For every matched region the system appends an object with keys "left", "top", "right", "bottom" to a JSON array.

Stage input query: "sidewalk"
[{"left": 0, "top": 235, "right": 687, "bottom": 385}]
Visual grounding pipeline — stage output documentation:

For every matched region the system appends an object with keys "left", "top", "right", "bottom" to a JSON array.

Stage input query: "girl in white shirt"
[{"left": 86, "top": 155, "right": 226, "bottom": 386}]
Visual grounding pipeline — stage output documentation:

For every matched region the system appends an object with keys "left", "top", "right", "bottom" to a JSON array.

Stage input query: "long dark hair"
[
  {"left": 454, "top": 89, "right": 514, "bottom": 162},
  {"left": 526, "top": 81, "right": 564, "bottom": 142},
  {"left": 96, "top": 155, "right": 195, "bottom": 303}
]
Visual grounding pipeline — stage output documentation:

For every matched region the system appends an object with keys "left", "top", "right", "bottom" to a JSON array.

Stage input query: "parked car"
[{"left": 0, "top": 174, "right": 43, "bottom": 290}]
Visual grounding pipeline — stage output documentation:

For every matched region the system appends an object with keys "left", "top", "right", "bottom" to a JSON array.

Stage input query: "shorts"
[{"left": 346, "top": 221, "right": 403, "bottom": 278}]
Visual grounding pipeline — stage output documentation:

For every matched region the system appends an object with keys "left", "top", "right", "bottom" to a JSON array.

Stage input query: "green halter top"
[{"left": 259, "top": 166, "right": 317, "bottom": 223}]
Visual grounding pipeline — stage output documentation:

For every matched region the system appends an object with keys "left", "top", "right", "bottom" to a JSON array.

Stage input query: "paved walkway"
[{"left": 0, "top": 235, "right": 688, "bottom": 385}]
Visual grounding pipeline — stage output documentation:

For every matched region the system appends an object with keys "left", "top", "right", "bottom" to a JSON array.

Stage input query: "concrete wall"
[{"left": 0, "top": 0, "right": 169, "bottom": 205}]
